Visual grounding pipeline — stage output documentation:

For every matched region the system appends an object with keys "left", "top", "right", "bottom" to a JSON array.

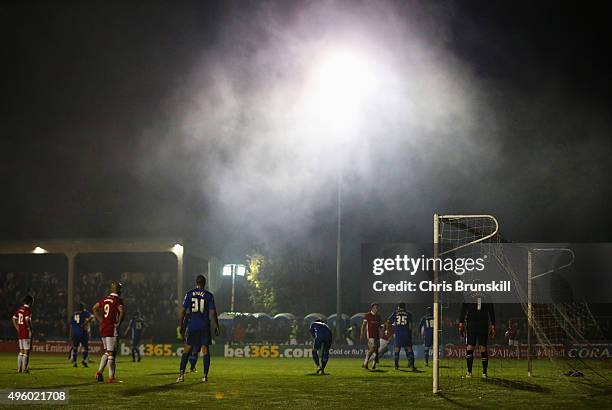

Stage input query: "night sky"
[{"left": 3, "top": 0, "right": 612, "bottom": 263}]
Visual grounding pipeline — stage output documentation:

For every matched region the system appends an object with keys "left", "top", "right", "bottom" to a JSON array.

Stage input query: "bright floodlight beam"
[{"left": 305, "top": 49, "right": 379, "bottom": 138}]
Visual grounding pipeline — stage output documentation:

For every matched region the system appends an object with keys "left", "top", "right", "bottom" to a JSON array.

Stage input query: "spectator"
[
  {"left": 0, "top": 271, "right": 67, "bottom": 338},
  {"left": 234, "top": 324, "right": 246, "bottom": 342},
  {"left": 289, "top": 321, "right": 298, "bottom": 345},
  {"left": 246, "top": 323, "right": 255, "bottom": 342}
]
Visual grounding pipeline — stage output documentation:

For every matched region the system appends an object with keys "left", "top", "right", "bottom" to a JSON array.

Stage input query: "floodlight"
[
  {"left": 223, "top": 264, "right": 233, "bottom": 276},
  {"left": 171, "top": 243, "right": 184, "bottom": 255},
  {"left": 303, "top": 47, "right": 381, "bottom": 138},
  {"left": 236, "top": 264, "right": 246, "bottom": 276}
]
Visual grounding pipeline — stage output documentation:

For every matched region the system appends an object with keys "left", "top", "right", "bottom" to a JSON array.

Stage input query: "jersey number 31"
[{"left": 191, "top": 298, "right": 206, "bottom": 313}]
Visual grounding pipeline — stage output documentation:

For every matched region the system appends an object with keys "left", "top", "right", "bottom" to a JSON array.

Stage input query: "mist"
[
  {"left": 3, "top": 0, "right": 611, "bottom": 260},
  {"left": 133, "top": 0, "right": 610, "bottom": 260},
  {"left": 144, "top": 1, "right": 492, "bottom": 255}
]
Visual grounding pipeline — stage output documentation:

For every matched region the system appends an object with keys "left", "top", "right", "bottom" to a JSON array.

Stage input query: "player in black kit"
[{"left": 458, "top": 292, "right": 496, "bottom": 378}]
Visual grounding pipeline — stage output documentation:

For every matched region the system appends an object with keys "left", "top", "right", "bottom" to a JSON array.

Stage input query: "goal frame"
[
  {"left": 526, "top": 247, "right": 575, "bottom": 377},
  {"left": 432, "top": 214, "right": 499, "bottom": 394}
]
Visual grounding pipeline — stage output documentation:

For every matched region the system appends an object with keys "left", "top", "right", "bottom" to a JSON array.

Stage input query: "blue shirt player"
[
  {"left": 123, "top": 310, "right": 145, "bottom": 362},
  {"left": 419, "top": 307, "right": 435, "bottom": 366},
  {"left": 387, "top": 302, "right": 415, "bottom": 370},
  {"left": 310, "top": 319, "right": 333, "bottom": 374},
  {"left": 69, "top": 303, "right": 93, "bottom": 368},
  {"left": 177, "top": 275, "right": 219, "bottom": 383}
]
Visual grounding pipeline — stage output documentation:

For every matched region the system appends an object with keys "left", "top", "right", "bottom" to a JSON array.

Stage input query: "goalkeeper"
[{"left": 458, "top": 292, "right": 495, "bottom": 378}]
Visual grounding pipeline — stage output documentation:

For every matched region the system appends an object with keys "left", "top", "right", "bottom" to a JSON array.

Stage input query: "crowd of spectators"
[
  {"left": 219, "top": 320, "right": 310, "bottom": 344},
  {"left": 3, "top": 271, "right": 609, "bottom": 345},
  {"left": 1, "top": 271, "right": 178, "bottom": 341},
  {"left": 0, "top": 272, "right": 67, "bottom": 338},
  {"left": 76, "top": 272, "right": 177, "bottom": 341},
  {"left": 216, "top": 309, "right": 526, "bottom": 345}
]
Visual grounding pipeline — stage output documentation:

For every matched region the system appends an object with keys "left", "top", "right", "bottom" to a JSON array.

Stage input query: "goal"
[
  {"left": 432, "top": 214, "right": 499, "bottom": 394},
  {"left": 432, "top": 214, "right": 607, "bottom": 394},
  {"left": 525, "top": 248, "right": 608, "bottom": 379}
]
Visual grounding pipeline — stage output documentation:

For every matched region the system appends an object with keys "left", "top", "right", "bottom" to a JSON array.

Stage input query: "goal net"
[
  {"left": 432, "top": 214, "right": 609, "bottom": 394},
  {"left": 525, "top": 249, "right": 607, "bottom": 379}
]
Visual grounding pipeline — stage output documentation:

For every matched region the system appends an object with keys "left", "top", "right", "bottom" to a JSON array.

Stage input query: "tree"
[
  {"left": 245, "top": 246, "right": 331, "bottom": 315},
  {"left": 246, "top": 249, "right": 277, "bottom": 313}
]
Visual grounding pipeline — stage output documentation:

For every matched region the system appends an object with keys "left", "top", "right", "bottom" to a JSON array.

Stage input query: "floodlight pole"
[
  {"left": 335, "top": 163, "right": 343, "bottom": 340},
  {"left": 231, "top": 268, "right": 236, "bottom": 312},
  {"left": 527, "top": 250, "right": 533, "bottom": 377},
  {"left": 174, "top": 245, "right": 184, "bottom": 316}
]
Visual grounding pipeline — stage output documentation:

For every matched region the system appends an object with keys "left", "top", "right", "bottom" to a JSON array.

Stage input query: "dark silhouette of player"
[{"left": 458, "top": 292, "right": 495, "bottom": 378}]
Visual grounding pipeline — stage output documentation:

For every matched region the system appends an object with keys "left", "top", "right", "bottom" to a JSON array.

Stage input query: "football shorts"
[
  {"left": 394, "top": 332, "right": 412, "bottom": 348},
  {"left": 101, "top": 336, "right": 117, "bottom": 352},
  {"left": 18, "top": 339, "right": 31, "bottom": 350},
  {"left": 313, "top": 338, "right": 331, "bottom": 351},
  {"left": 466, "top": 325, "right": 489, "bottom": 347},
  {"left": 186, "top": 326, "right": 211, "bottom": 347}
]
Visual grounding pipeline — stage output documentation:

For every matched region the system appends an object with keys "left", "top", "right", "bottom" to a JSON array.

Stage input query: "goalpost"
[
  {"left": 432, "top": 214, "right": 499, "bottom": 394},
  {"left": 491, "top": 241, "right": 605, "bottom": 381},
  {"left": 527, "top": 248, "right": 575, "bottom": 377},
  {"left": 432, "top": 215, "right": 606, "bottom": 394},
  {"left": 523, "top": 247, "right": 606, "bottom": 380}
]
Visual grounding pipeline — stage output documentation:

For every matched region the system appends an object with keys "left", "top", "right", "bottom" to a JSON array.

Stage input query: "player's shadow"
[
  {"left": 305, "top": 373, "right": 331, "bottom": 376},
  {"left": 482, "top": 377, "right": 551, "bottom": 393},
  {"left": 397, "top": 369, "right": 424, "bottom": 373},
  {"left": 573, "top": 380, "right": 612, "bottom": 398},
  {"left": 368, "top": 369, "right": 387, "bottom": 373},
  {"left": 587, "top": 387, "right": 612, "bottom": 398},
  {"left": 437, "top": 393, "right": 479, "bottom": 409}
]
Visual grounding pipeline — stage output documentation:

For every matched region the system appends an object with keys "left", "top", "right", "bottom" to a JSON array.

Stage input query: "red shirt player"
[
  {"left": 361, "top": 303, "right": 382, "bottom": 369},
  {"left": 378, "top": 325, "right": 394, "bottom": 357},
  {"left": 505, "top": 320, "right": 519, "bottom": 345},
  {"left": 93, "top": 281, "right": 124, "bottom": 383},
  {"left": 12, "top": 295, "right": 33, "bottom": 373}
]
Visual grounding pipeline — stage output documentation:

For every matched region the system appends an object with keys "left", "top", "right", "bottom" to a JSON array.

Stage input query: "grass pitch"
[{"left": 0, "top": 353, "right": 611, "bottom": 409}]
